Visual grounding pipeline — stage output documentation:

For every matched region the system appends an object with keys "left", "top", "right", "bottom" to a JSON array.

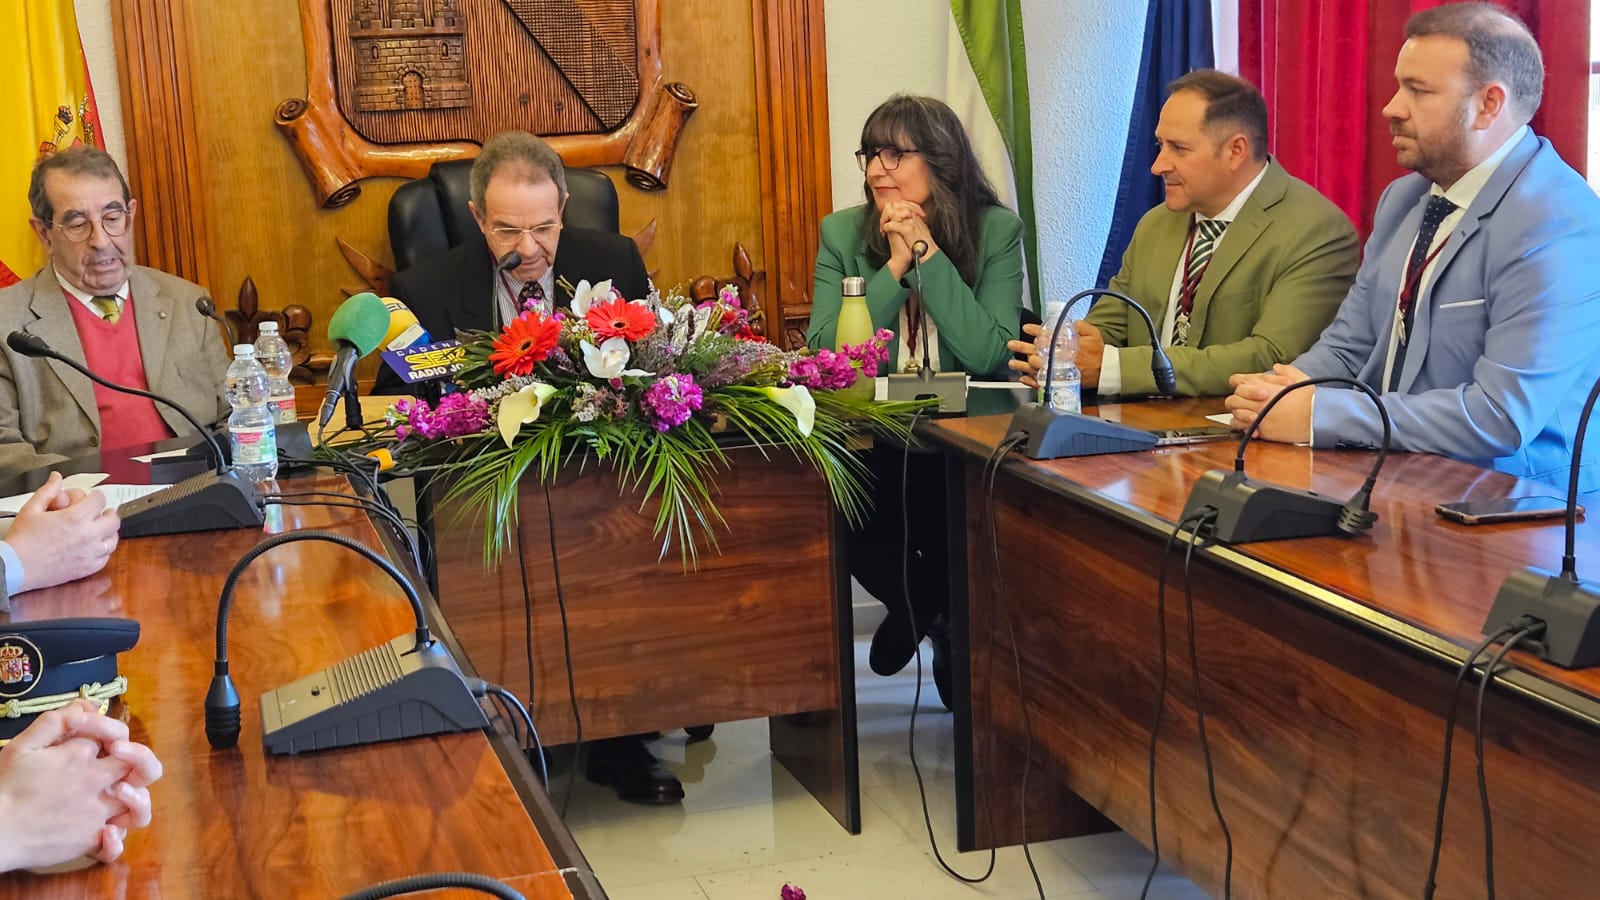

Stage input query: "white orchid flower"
[
  {"left": 568, "top": 279, "right": 615, "bottom": 317},
  {"left": 497, "top": 382, "right": 558, "bottom": 447},
  {"left": 580, "top": 337, "right": 653, "bottom": 380},
  {"left": 761, "top": 385, "right": 815, "bottom": 437}
]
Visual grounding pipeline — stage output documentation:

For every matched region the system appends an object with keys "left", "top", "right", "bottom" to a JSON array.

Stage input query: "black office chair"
[{"left": 387, "top": 159, "right": 621, "bottom": 270}]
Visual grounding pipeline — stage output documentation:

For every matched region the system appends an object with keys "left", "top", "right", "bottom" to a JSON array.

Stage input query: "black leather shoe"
[
  {"left": 585, "top": 736, "right": 684, "bottom": 805},
  {"left": 870, "top": 611, "right": 920, "bottom": 676},
  {"left": 929, "top": 615, "right": 954, "bottom": 712}
]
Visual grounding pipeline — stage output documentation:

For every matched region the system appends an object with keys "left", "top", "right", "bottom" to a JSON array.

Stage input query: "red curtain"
[{"left": 1239, "top": 0, "right": 1589, "bottom": 235}]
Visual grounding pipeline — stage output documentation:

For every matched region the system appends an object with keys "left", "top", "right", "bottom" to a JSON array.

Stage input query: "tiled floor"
[{"left": 560, "top": 638, "right": 1208, "bottom": 900}]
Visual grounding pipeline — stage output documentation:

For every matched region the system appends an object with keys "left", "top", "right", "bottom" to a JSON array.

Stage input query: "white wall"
[
  {"left": 74, "top": 0, "right": 127, "bottom": 170},
  {"left": 824, "top": 0, "right": 1148, "bottom": 301}
]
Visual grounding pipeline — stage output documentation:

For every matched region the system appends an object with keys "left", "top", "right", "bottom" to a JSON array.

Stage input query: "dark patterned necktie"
[
  {"left": 1174, "top": 218, "right": 1227, "bottom": 346},
  {"left": 1397, "top": 194, "right": 1458, "bottom": 345},
  {"left": 517, "top": 280, "right": 545, "bottom": 309}
]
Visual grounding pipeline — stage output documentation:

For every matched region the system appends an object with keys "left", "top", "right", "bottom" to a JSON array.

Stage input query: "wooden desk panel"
[
  {"left": 431, "top": 446, "right": 861, "bottom": 833},
  {"left": 0, "top": 478, "right": 575, "bottom": 899},
  {"left": 930, "top": 404, "right": 1600, "bottom": 900}
]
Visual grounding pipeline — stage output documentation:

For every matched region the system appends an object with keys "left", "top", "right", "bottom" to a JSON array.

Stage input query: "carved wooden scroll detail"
[{"left": 279, "top": 0, "right": 697, "bottom": 208}]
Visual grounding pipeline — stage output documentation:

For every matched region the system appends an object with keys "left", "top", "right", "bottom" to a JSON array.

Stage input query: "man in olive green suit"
[{"left": 1013, "top": 70, "right": 1358, "bottom": 396}]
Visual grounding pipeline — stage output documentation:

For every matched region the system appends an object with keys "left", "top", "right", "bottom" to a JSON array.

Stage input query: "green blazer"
[
  {"left": 809, "top": 204, "right": 1024, "bottom": 377},
  {"left": 1090, "top": 160, "right": 1359, "bottom": 396}
]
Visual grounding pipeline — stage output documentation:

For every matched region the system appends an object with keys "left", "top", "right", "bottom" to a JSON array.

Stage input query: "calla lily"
[
  {"left": 580, "top": 337, "right": 652, "bottom": 380},
  {"left": 497, "top": 382, "right": 558, "bottom": 447},
  {"left": 568, "top": 279, "right": 615, "bottom": 317},
  {"left": 761, "top": 385, "right": 815, "bottom": 437}
]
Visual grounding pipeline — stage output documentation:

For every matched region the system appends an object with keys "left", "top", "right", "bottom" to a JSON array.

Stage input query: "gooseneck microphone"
[
  {"left": 194, "top": 295, "right": 237, "bottom": 347},
  {"left": 884, "top": 238, "right": 968, "bottom": 412},
  {"left": 1042, "top": 289, "right": 1177, "bottom": 400},
  {"left": 1005, "top": 289, "right": 1178, "bottom": 459},
  {"left": 1178, "top": 375, "right": 1392, "bottom": 542},
  {"left": 205, "top": 530, "right": 486, "bottom": 754},
  {"left": 492, "top": 250, "right": 523, "bottom": 332},
  {"left": 1481, "top": 367, "right": 1600, "bottom": 667},
  {"left": 5, "top": 330, "right": 264, "bottom": 537},
  {"left": 6, "top": 330, "right": 226, "bottom": 472},
  {"left": 317, "top": 292, "right": 391, "bottom": 429}
]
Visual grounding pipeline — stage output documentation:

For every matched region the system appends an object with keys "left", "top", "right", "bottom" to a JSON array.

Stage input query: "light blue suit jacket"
[{"left": 1295, "top": 131, "right": 1600, "bottom": 490}]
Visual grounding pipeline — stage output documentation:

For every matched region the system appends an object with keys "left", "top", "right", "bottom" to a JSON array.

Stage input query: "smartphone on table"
[
  {"left": 1152, "top": 425, "right": 1236, "bottom": 447},
  {"left": 1434, "top": 495, "right": 1580, "bottom": 525}
]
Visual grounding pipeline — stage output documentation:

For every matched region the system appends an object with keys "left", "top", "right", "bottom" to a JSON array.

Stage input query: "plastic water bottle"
[
  {"left": 254, "top": 322, "right": 297, "bottom": 425},
  {"left": 225, "top": 345, "right": 278, "bottom": 482},
  {"left": 255, "top": 322, "right": 296, "bottom": 425},
  {"left": 1036, "top": 302, "right": 1081, "bottom": 414}
]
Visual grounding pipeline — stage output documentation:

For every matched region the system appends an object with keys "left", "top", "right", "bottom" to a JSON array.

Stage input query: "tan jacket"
[
  {"left": 0, "top": 264, "right": 230, "bottom": 478},
  {"left": 1090, "top": 161, "right": 1359, "bottom": 396}
]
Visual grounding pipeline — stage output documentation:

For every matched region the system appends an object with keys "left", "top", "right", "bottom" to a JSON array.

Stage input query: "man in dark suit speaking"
[
  {"left": 378, "top": 131, "right": 651, "bottom": 394},
  {"left": 382, "top": 132, "right": 680, "bottom": 805}
]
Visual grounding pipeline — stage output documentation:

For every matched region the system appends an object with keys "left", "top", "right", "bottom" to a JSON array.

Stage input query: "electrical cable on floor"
[
  {"left": 984, "top": 430, "right": 1047, "bottom": 900},
  {"left": 897, "top": 409, "right": 994, "bottom": 886},
  {"left": 1139, "top": 509, "right": 1211, "bottom": 900},
  {"left": 1472, "top": 620, "right": 1543, "bottom": 900},
  {"left": 1421, "top": 621, "right": 1524, "bottom": 899},
  {"left": 1179, "top": 510, "right": 1232, "bottom": 899}
]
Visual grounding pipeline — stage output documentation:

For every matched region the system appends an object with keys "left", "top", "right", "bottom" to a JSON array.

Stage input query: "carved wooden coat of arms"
[{"left": 278, "top": 0, "right": 696, "bottom": 207}]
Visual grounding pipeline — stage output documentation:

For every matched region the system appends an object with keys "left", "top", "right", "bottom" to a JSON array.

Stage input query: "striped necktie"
[
  {"left": 1174, "top": 218, "right": 1227, "bottom": 346},
  {"left": 90, "top": 295, "right": 121, "bottom": 324}
]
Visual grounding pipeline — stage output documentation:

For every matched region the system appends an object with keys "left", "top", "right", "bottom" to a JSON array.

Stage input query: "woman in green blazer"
[
  {"left": 809, "top": 95, "right": 1024, "bottom": 378},
  {"left": 810, "top": 95, "right": 1024, "bottom": 706}
]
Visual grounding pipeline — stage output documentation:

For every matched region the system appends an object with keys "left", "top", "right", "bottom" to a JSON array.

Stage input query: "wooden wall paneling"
[
  {"left": 111, "top": 0, "right": 214, "bottom": 291},
  {"left": 751, "top": 0, "right": 832, "bottom": 349}
]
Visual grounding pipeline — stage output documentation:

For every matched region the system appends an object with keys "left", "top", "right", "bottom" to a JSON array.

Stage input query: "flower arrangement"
[{"left": 357, "top": 280, "right": 930, "bottom": 565}]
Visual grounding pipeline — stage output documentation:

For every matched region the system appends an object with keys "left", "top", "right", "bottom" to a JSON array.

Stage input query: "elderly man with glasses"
[
  {"left": 0, "top": 147, "right": 230, "bottom": 478},
  {"left": 374, "top": 130, "right": 650, "bottom": 395}
]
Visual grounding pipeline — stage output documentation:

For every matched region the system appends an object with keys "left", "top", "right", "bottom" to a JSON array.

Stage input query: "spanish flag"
[{"left": 0, "top": 0, "right": 103, "bottom": 288}]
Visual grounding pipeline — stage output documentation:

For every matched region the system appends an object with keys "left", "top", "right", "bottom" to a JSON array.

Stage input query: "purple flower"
[
  {"left": 641, "top": 373, "right": 704, "bottom": 432},
  {"left": 392, "top": 392, "right": 491, "bottom": 441},
  {"left": 780, "top": 885, "right": 806, "bottom": 900}
]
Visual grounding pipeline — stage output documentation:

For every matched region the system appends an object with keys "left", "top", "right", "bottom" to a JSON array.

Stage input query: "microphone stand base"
[
  {"left": 1180, "top": 469, "right": 1349, "bottom": 543},
  {"left": 118, "top": 470, "right": 265, "bottom": 538},
  {"left": 1485, "top": 568, "right": 1600, "bottom": 668},
  {"left": 1008, "top": 402, "right": 1158, "bottom": 458},
  {"left": 886, "top": 372, "right": 967, "bottom": 414},
  {"left": 260, "top": 634, "right": 489, "bottom": 755}
]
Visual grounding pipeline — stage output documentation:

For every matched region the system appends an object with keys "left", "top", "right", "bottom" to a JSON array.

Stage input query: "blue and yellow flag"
[{"left": 0, "top": 0, "right": 103, "bottom": 287}]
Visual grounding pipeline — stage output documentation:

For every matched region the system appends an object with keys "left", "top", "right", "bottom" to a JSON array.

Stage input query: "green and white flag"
[{"left": 948, "top": 0, "right": 1038, "bottom": 312}]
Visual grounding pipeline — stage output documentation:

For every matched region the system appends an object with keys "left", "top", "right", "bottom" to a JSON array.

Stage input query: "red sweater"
[{"left": 64, "top": 291, "right": 174, "bottom": 449}]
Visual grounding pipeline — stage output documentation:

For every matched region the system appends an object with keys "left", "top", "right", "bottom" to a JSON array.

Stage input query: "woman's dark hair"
[{"left": 856, "top": 95, "right": 1002, "bottom": 286}]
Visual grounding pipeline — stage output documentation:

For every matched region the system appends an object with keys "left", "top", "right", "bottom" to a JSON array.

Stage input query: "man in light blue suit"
[{"left": 1226, "top": 2, "right": 1600, "bottom": 490}]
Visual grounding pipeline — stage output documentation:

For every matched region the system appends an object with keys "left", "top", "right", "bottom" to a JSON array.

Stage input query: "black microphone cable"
[
  {"left": 895, "top": 408, "right": 993, "bottom": 886},
  {"left": 467, "top": 678, "right": 548, "bottom": 790},
  {"left": 259, "top": 490, "right": 422, "bottom": 572},
  {"left": 1179, "top": 509, "right": 1232, "bottom": 899},
  {"left": 542, "top": 482, "right": 584, "bottom": 818},
  {"left": 1139, "top": 508, "right": 1212, "bottom": 900},
  {"left": 1421, "top": 618, "right": 1530, "bottom": 899},
  {"left": 1472, "top": 619, "right": 1544, "bottom": 900},
  {"left": 337, "top": 872, "right": 525, "bottom": 900}
]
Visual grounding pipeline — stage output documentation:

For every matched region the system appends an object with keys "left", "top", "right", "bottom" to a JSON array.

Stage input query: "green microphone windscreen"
[{"left": 327, "top": 291, "right": 391, "bottom": 356}]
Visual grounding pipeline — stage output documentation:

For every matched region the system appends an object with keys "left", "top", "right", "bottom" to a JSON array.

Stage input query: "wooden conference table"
[
  {"left": 926, "top": 396, "right": 1600, "bottom": 900},
  {"left": 0, "top": 461, "right": 598, "bottom": 898}
]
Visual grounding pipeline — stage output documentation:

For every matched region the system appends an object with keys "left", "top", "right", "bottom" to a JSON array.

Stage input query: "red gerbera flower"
[
  {"left": 489, "top": 311, "right": 562, "bottom": 377},
  {"left": 585, "top": 298, "right": 657, "bottom": 342}
]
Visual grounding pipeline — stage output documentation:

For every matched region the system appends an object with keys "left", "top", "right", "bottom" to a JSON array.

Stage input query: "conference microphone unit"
[
  {"left": 5, "top": 331, "right": 263, "bottom": 538},
  {"left": 886, "top": 239, "right": 967, "bottom": 413},
  {"left": 1178, "top": 376, "right": 1389, "bottom": 543},
  {"left": 317, "top": 292, "right": 391, "bottom": 430},
  {"left": 1007, "top": 288, "right": 1177, "bottom": 459},
  {"left": 1481, "top": 369, "right": 1600, "bottom": 668},
  {"left": 194, "top": 295, "right": 237, "bottom": 346},
  {"left": 204, "top": 530, "right": 487, "bottom": 754}
]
